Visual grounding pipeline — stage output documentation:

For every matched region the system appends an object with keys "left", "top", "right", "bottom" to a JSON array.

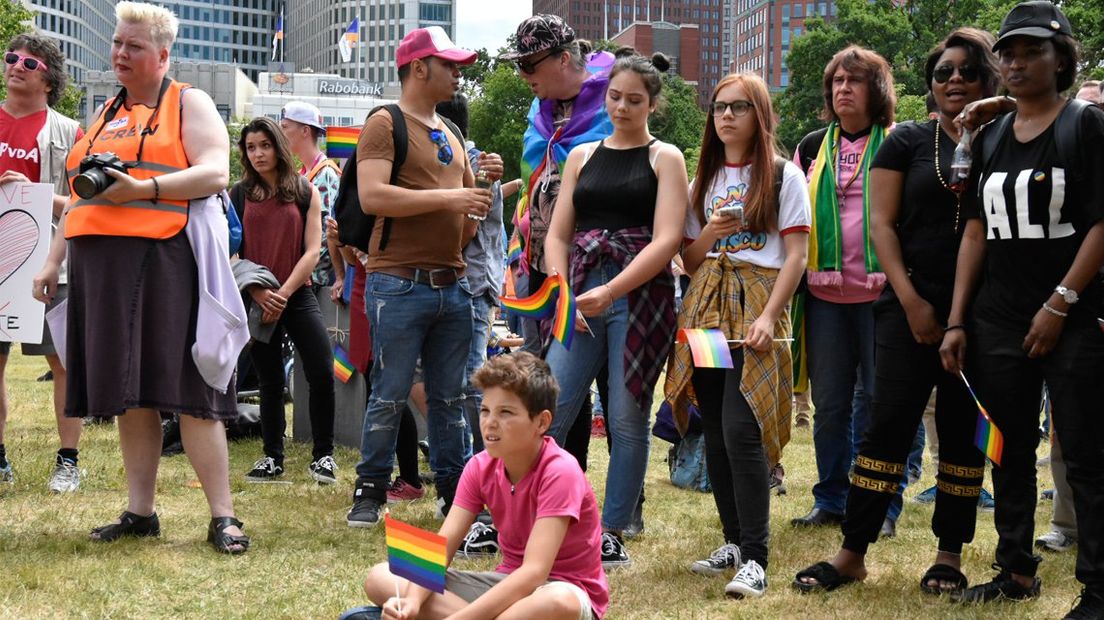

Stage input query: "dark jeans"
[
  {"left": 396, "top": 406, "right": 422, "bottom": 487},
  {"left": 971, "top": 316, "right": 1104, "bottom": 583},
  {"left": 691, "top": 362, "right": 771, "bottom": 568},
  {"left": 842, "top": 302, "right": 982, "bottom": 555},
  {"left": 250, "top": 286, "right": 334, "bottom": 462}
]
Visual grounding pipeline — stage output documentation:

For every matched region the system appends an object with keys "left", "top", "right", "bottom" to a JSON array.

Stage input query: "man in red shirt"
[{"left": 0, "top": 32, "right": 84, "bottom": 492}]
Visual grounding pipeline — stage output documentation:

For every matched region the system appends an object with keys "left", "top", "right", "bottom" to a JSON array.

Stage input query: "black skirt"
[{"left": 65, "top": 233, "right": 238, "bottom": 420}]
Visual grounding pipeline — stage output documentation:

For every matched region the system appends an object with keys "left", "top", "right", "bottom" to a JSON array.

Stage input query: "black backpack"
[
  {"left": 228, "top": 176, "right": 312, "bottom": 256},
  {"left": 977, "top": 98, "right": 1090, "bottom": 181},
  {"left": 334, "top": 103, "right": 465, "bottom": 253}
]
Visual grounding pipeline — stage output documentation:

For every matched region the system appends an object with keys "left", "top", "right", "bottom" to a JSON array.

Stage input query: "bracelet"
[
  {"left": 604, "top": 284, "right": 615, "bottom": 303},
  {"left": 150, "top": 177, "right": 159, "bottom": 203},
  {"left": 1042, "top": 303, "right": 1068, "bottom": 318},
  {"left": 944, "top": 324, "right": 966, "bottom": 333}
]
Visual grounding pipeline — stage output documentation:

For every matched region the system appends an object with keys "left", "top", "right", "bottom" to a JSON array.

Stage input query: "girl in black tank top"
[{"left": 573, "top": 138, "right": 659, "bottom": 232}]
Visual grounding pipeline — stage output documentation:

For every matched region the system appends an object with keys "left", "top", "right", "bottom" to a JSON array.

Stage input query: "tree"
[
  {"left": 651, "top": 73, "right": 705, "bottom": 159},
  {"left": 0, "top": 0, "right": 35, "bottom": 105},
  {"left": 459, "top": 48, "right": 497, "bottom": 99},
  {"left": 468, "top": 64, "right": 533, "bottom": 226}
]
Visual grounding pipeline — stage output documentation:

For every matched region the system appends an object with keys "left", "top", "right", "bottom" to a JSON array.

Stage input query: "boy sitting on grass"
[{"left": 362, "top": 352, "right": 609, "bottom": 620}]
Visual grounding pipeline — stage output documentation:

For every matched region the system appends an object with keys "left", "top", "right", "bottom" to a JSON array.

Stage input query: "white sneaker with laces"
[
  {"left": 309, "top": 455, "right": 337, "bottom": 484},
  {"left": 47, "top": 459, "right": 82, "bottom": 493},
  {"left": 1035, "top": 530, "right": 1076, "bottom": 553},
  {"left": 690, "top": 543, "right": 741, "bottom": 576},
  {"left": 725, "top": 559, "right": 767, "bottom": 599},
  {"left": 459, "top": 522, "right": 499, "bottom": 557}
]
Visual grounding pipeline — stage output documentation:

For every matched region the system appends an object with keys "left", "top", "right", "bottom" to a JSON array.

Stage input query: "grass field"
[{"left": 0, "top": 349, "right": 1082, "bottom": 619}]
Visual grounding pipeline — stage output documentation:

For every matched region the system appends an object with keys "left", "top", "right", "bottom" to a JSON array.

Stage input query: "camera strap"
[{"left": 83, "top": 77, "right": 173, "bottom": 164}]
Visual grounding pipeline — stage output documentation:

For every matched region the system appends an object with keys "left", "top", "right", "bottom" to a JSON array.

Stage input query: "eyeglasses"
[
  {"left": 711, "top": 100, "right": 754, "bottom": 117},
  {"left": 515, "top": 52, "right": 554, "bottom": 75},
  {"left": 4, "top": 52, "right": 48, "bottom": 73},
  {"left": 932, "top": 64, "right": 980, "bottom": 84},
  {"left": 428, "top": 129, "right": 453, "bottom": 165}
]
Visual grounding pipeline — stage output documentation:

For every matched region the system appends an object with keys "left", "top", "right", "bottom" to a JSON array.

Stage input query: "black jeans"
[
  {"left": 842, "top": 301, "right": 983, "bottom": 555},
  {"left": 970, "top": 315, "right": 1104, "bottom": 583},
  {"left": 691, "top": 360, "right": 771, "bottom": 567},
  {"left": 250, "top": 286, "right": 335, "bottom": 462}
]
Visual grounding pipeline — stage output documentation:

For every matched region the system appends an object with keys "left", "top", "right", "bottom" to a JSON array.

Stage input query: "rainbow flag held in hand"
[
  {"left": 333, "top": 344, "right": 354, "bottom": 383},
  {"left": 499, "top": 273, "right": 578, "bottom": 350},
  {"left": 506, "top": 234, "right": 522, "bottom": 265},
  {"left": 326, "top": 126, "right": 360, "bottom": 160},
  {"left": 959, "top": 371, "right": 1004, "bottom": 466},
  {"left": 677, "top": 329, "right": 735, "bottom": 369},
  {"left": 385, "top": 515, "right": 447, "bottom": 594}
]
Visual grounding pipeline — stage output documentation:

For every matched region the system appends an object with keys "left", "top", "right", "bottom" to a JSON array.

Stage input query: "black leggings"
[
  {"left": 842, "top": 302, "right": 982, "bottom": 555},
  {"left": 250, "top": 287, "right": 335, "bottom": 462},
  {"left": 691, "top": 359, "right": 770, "bottom": 567},
  {"left": 396, "top": 406, "right": 423, "bottom": 487}
]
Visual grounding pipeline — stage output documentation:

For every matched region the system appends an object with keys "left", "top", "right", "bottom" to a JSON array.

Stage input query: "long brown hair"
[
  {"left": 238, "top": 116, "right": 306, "bottom": 204},
  {"left": 691, "top": 72, "right": 780, "bottom": 233}
]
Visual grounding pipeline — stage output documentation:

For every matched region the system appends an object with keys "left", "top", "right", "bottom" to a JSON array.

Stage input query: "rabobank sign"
[{"left": 318, "top": 80, "right": 384, "bottom": 96}]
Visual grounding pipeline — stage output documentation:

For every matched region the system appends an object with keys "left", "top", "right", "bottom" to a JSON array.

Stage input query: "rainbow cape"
[
  {"left": 385, "top": 515, "right": 446, "bottom": 594},
  {"left": 326, "top": 126, "right": 360, "bottom": 160},
  {"left": 959, "top": 371, "right": 1004, "bottom": 466},
  {"left": 499, "top": 273, "right": 577, "bottom": 350},
  {"left": 677, "top": 329, "right": 735, "bottom": 369},
  {"left": 333, "top": 344, "right": 354, "bottom": 383},
  {"left": 513, "top": 52, "right": 614, "bottom": 272}
]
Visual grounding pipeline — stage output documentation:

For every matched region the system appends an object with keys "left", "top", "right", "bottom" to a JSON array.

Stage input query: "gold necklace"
[{"left": 933, "top": 119, "right": 962, "bottom": 233}]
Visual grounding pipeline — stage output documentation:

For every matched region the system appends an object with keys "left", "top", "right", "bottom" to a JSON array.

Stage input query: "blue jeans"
[
  {"left": 355, "top": 273, "right": 473, "bottom": 497},
  {"left": 463, "top": 292, "right": 495, "bottom": 454},
  {"left": 545, "top": 260, "right": 651, "bottom": 531},
  {"left": 806, "top": 295, "right": 903, "bottom": 519}
]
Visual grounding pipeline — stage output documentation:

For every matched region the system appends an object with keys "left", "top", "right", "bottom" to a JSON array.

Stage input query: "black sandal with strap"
[
  {"left": 792, "top": 561, "right": 861, "bottom": 593},
  {"left": 208, "top": 516, "right": 250, "bottom": 554},
  {"left": 90, "top": 511, "right": 160, "bottom": 542},
  {"left": 920, "top": 563, "right": 968, "bottom": 595}
]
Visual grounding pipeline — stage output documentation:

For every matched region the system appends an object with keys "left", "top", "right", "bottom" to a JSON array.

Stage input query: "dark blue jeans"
[{"left": 462, "top": 292, "right": 495, "bottom": 454}]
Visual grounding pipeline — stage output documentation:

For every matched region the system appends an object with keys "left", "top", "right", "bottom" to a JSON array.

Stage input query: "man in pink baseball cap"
[{"left": 395, "top": 25, "right": 477, "bottom": 69}]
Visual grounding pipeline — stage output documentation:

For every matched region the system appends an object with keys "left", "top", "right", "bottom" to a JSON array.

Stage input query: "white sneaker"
[
  {"left": 725, "top": 559, "right": 767, "bottom": 599},
  {"left": 0, "top": 462, "right": 12, "bottom": 485},
  {"left": 1035, "top": 530, "right": 1076, "bottom": 553},
  {"left": 690, "top": 543, "right": 741, "bottom": 576},
  {"left": 47, "top": 458, "right": 82, "bottom": 493}
]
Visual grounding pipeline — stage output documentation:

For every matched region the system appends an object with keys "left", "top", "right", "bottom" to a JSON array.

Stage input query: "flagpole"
[
  {"left": 280, "top": 5, "right": 285, "bottom": 65},
  {"left": 356, "top": 16, "right": 361, "bottom": 81}
]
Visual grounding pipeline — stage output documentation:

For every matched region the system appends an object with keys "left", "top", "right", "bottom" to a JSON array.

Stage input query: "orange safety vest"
[{"left": 65, "top": 79, "right": 192, "bottom": 239}]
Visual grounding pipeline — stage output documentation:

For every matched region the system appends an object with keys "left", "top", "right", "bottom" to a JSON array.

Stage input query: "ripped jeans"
[{"left": 354, "top": 272, "right": 474, "bottom": 500}]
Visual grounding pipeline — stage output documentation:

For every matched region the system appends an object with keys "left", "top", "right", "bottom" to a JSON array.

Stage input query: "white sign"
[{"left": 0, "top": 182, "right": 52, "bottom": 344}]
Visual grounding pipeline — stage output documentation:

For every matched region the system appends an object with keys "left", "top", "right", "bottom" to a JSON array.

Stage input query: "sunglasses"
[
  {"left": 4, "top": 52, "right": 48, "bottom": 73},
  {"left": 711, "top": 100, "right": 755, "bottom": 117},
  {"left": 428, "top": 129, "right": 453, "bottom": 166},
  {"left": 933, "top": 64, "right": 980, "bottom": 84},
  {"left": 515, "top": 51, "right": 554, "bottom": 75}
]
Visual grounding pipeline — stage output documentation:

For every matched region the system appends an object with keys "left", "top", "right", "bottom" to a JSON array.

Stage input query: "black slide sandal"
[
  {"left": 920, "top": 563, "right": 968, "bottom": 595},
  {"left": 793, "top": 561, "right": 860, "bottom": 593}
]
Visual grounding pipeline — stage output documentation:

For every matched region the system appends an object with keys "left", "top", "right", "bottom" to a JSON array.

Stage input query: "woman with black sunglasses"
[{"left": 793, "top": 27, "right": 999, "bottom": 596}]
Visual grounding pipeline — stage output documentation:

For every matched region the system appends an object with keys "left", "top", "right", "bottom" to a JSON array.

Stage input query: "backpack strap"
[
  {"left": 1054, "top": 98, "right": 1089, "bottom": 177},
  {"left": 368, "top": 103, "right": 408, "bottom": 251},
  {"left": 439, "top": 115, "right": 465, "bottom": 145}
]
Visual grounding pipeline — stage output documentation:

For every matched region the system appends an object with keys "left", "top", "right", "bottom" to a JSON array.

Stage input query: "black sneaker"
[
  {"left": 459, "top": 522, "right": 499, "bottom": 557},
  {"left": 690, "top": 543, "right": 741, "bottom": 576},
  {"left": 954, "top": 565, "right": 1041, "bottom": 604},
  {"left": 601, "top": 532, "right": 632, "bottom": 569},
  {"left": 244, "top": 456, "right": 284, "bottom": 482},
  {"left": 347, "top": 482, "right": 386, "bottom": 528},
  {"left": 1065, "top": 588, "right": 1104, "bottom": 620},
  {"left": 309, "top": 455, "right": 337, "bottom": 485}
]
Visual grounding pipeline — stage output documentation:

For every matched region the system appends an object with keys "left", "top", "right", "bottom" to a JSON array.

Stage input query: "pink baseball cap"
[{"left": 395, "top": 26, "right": 476, "bottom": 68}]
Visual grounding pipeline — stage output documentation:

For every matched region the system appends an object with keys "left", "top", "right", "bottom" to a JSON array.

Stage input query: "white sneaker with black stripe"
[
  {"left": 690, "top": 543, "right": 741, "bottom": 576},
  {"left": 459, "top": 522, "right": 499, "bottom": 557},
  {"left": 725, "top": 559, "right": 767, "bottom": 598},
  {"left": 309, "top": 456, "right": 337, "bottom": 485}
]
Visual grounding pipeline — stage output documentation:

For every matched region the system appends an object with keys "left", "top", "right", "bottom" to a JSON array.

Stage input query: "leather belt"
[{"left": 375, "top": 266, "right": 463, "bottom": 289}]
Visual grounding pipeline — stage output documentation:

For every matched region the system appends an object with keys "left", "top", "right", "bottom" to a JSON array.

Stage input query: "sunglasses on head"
[
  {"left": 711, "top": 100, "right": 754, "bottom": 117},
  {"left": 933, "top": 64, "right": 980, "bottom": 84},
  {"left": 428, "top": 128, "right": 454, "bottom": 166},
  {"left": 515, "top": 51, "right": 555, "bottom": 75},
  {"left": 4, "top": 52, "right": 47, "bottom": 73}
]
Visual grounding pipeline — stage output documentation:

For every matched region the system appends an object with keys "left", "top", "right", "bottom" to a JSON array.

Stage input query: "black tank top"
[{"left": 573, "top": 139, "right": 659, "bottom": 232}]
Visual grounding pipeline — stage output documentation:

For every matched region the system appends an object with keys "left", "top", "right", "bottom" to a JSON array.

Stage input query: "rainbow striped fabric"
[
  {"left": 333, "top": 344, "right": 354, "bottom": 383},
  {"left": 326, "top": 126, "right": 360, "bottom": 160},
  {"left": 499, "top": 273, "right": 577, "bottom": 350},
  {"left": 385, "top": 515, "right": 447, "bottom": 594},
  {"left": 676, "top": 329, "right": 735, "bottom": 369},
  {"left": 506, "top": 233, "right": 522, "bottom": 265},
  {"left": 959, "top": 371, "right": 1004, "bottom": 465}
]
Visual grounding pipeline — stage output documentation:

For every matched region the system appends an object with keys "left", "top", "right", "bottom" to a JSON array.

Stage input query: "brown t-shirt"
[{"left": 356, "top": 108, "right": 471, "bottom": 271}]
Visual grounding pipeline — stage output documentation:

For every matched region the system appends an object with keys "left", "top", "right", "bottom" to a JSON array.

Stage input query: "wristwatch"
[{"left": 1054, "top": 285, "right": 1079, "bottom": 304}]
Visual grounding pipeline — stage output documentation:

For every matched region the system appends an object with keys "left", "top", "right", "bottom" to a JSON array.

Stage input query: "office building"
[
  {"left": 731, "top": 0, "right": 837, "bottom": 89},
  {"left": 248, "top": 70, "right": 398, "bottom": 128},
  {"left": 611, "top": 21, "right": 699, "bottom": 90}
]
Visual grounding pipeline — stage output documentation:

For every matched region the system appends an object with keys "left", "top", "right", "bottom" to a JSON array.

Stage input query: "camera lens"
[{"left": 73, "top": 168, "right": 110, "bottom": 199}]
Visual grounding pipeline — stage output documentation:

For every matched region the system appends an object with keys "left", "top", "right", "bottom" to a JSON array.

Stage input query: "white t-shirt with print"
[{"left": 684, "top": 161, "right": 811, "bottom": 269}]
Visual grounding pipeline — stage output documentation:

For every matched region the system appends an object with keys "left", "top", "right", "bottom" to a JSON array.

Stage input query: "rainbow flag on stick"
[
  {"left": 959, "top": 370, "right": 1004, "bottom": 466},
  {"left": 499, "top": 272, "right": 579, "bottom": 350},
  {"left": 326, "top": 126, "right": 360, "bottom": 160},
  {"left": 506, "top": 233, "right": 522, "bottom": 265},
  {"left": 677, "top": 329, "right": 735, "bottom": 369},
  {"left": 385, "top": 515, "right": 447, "bottom": 594},
  {"left": 333, "top": 344, "right": 354, "bottom": 383}
]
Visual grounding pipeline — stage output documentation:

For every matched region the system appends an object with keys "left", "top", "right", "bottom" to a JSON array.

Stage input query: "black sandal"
[
  {"left": 208, "top": 516, "right": 250, "bottom": 554},
  {"left": 920, "top": 563, "right": 968, "bottom": 595},
  {"left": 793, "top": 561, "right": 860, "bottom": 593},
  {"left": 90, "top": 511, "right": 160, "bottom": 542}
]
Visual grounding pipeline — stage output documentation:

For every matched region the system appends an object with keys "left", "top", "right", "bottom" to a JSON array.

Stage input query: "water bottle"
[
  {"left": 948, "top": 130, "right": 973, "bottom": 193},
  {"left": 468, "top": 167, "right": 491, "bottom": 221}
]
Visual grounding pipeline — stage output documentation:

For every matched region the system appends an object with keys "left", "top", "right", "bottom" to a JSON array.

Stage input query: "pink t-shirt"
[
  {"left": 800, "top": 131, "right": 885, "bottom": 304},
  {"left": 453, "top": 436, "right": 609, "bottom": 618}
]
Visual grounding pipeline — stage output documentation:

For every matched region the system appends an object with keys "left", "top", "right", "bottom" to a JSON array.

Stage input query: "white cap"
[{"left": 281, "top": 101, "right": 326, "bottom": 134}]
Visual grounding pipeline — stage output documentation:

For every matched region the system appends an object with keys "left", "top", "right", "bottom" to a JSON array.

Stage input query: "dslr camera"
[{"left": 73, "top": 152, "right": 131, "bottom": 199}]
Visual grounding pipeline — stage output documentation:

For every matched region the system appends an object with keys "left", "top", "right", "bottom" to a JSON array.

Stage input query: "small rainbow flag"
[
  {"left": 499, "top": 273, "right": 577, "bottom": 350},
  {"left": 677, "top": 329, "right": 735, "bottom": 369},
  {"left": 506, "top": 233, "right": 522, "bottom": 265},
  {"left": 959, "top": 370, "right": 1004, "bottom": 466},
  {"left": 333, "top": 343, "right": 354, "bottom": 383},
  {"left": 385, "top": 515, "right": 447, "bottom": 594},
  {"left": 326, "top": 126, "right": 360, "bottom": 160}
]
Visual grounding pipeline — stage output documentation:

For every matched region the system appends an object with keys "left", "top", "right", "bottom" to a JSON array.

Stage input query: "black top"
[
  {"left": 871, "top": 120, "right": 963, "bottom": 317},
  {"left": 963, "top": 104, "right": 1104, "bottom": 329},
  {"left": 573, "top": 140, "right": 659, "bottom": 232}
]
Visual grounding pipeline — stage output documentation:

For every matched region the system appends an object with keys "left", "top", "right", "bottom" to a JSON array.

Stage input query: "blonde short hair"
[{"left": 115, "top": 1, "right": 179, "bottom": 50}]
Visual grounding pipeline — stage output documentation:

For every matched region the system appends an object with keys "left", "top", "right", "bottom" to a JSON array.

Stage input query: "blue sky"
[{"left": 455, "top": 0, "right": 533, "bottom": 54}]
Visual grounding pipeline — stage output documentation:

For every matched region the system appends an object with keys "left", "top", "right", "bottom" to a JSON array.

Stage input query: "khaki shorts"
[{"left": 445, "top": 569, "right": 595, "bottom": 620}]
